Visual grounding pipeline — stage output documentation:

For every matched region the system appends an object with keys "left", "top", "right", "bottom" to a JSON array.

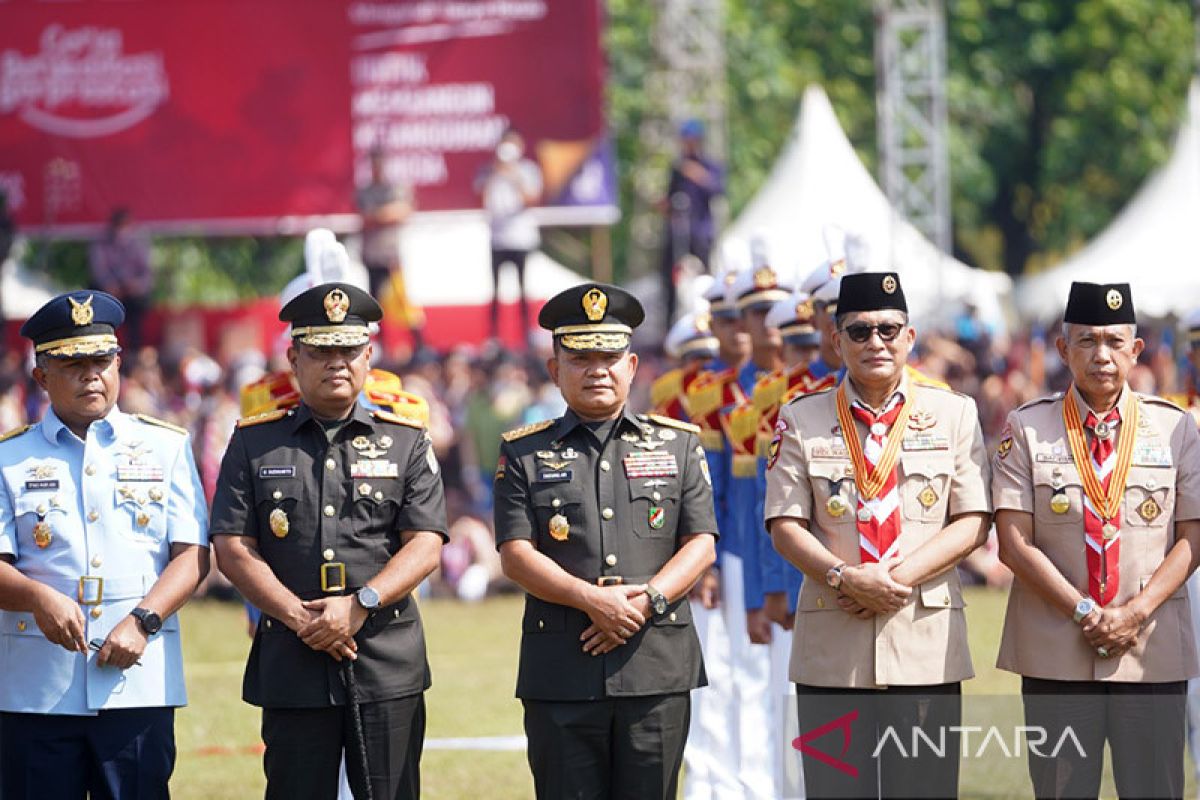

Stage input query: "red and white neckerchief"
[
  {"left": 1082, "top": 408, "right": 1122, "bottom": 605},
  {"left": 847, "top": 393, "right": 907, "bottom": 564}
]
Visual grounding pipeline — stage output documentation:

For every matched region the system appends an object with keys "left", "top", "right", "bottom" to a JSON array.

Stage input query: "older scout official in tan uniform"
[
  {"left": 765, "top": 272, "right": 990, "bottom": 799},
  {"left": 993, "top": 282, "right": 1200, "bottom": 800},
  {"left": 494, "top": 283, "right": 718, "bottom": 800}
]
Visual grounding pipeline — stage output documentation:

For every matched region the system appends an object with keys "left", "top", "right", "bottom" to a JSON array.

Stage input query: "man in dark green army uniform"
[
  {"left": 211, "top": 282, "right": 446, "bottom": 800},
  {"left": 494, "top": 282, "right": 719, "bottom": 799}
]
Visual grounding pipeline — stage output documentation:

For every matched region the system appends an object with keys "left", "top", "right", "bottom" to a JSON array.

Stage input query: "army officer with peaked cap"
[
  {"left": 211, "top": 281, "right": 447, "bottom": 800},
  {"left": 494, "top": 282, "right": 719, "bottom": 799},
  {"left": 0, "top": 290, "right": 210, "bottom": 799}
]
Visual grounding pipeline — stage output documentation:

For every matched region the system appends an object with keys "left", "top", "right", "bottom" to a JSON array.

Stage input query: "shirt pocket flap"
[
  {"left": 522, "top": 598, "right": 566, "bottom": 633},
  {"left": 1, "top": 614, "right": 40, "bottom": 636},
  {"left": 900, "top": 455, "right": 953, "bottom": 480},
  {"left": 809, "top": 461, "right": 853, "bottom": 482},
  {"left": 651, "top": 598, "right": 691, "bottom": 627},
  {"left": 628, "top": 479, "right": 679, "bottom": 503},
  {"left": 530, "top": 484, "right": 584, "bottom": 509},
  {"left": 918, "top": 576, "right": 964, "bottom": 609}
]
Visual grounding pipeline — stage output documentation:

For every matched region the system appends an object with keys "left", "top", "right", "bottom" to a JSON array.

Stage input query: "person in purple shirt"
[{"left": 661, "top": 119, "right": 725, "bottom": 324}]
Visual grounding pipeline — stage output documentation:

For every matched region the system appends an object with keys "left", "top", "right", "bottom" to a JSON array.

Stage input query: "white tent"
[
  {"left": 724, "top": 85, "right": 1012, "bottom": 333},
  {"left": 1016, "top": 81, "right": 1200, "bottom": 321},
  {"left": 1, "top": 239, "right": 55, "bottom": 320}
]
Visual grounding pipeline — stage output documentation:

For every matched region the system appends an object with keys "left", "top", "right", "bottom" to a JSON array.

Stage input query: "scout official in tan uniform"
[
  {"left": 993, "top": 282, "right": 1200, "bottom": 800},
  {"left": 765, "top": 272, "right": 990, "bottom": 799}
]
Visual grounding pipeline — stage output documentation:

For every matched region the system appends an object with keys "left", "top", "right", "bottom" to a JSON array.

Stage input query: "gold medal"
[
  {"left": 548, "top": 513, "right": 570, "bottom": 541},
  {"left": 826, "top": 494, "right": 848, "bottom": 517},
  {"left": 269, "top": 508, "right": 290, "bottom": 538},
  {"left": 1102, "top": 522, "right": 1118, "bottom": 541},
  {"left": 33, "top": 520, "right": 52, "bottom": 549},
  {"left": 136, "top": 512, "right": 150, "bottom": 528},
  {"left": 149, "top": 486, "right": 164, "bottom": 502},
  {"left": 918, "top": 486, "right": 938, "bottom": 509},
  {"left": 1049, "top": 491, "right": 1070, "bottom": 514},
  {"left": 1138, "top": 497, "right": 1161, "bottom": 523}
]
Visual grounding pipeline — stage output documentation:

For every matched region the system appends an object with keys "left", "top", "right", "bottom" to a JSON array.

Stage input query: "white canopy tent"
[
  {"left": 1016, "top": 81, "right": 1200, "bottom": 321},
  {"left": 723, "top": 84, "right": 1012, "bottom": 333}
]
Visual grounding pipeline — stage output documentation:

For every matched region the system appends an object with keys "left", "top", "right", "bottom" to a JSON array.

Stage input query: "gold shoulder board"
[
  {"left": 372, "top": 409, "right": 425, "bottom": 429},
  {"left": 501, "top": 419, "right": 555, "bottom": 442},
  {"left": 237, "top": 409, "right": 289, "bottom": 428},
  {"left": 0, "top": 424, "right": 33, "bottom": 444},
  {"left": 645, "top": 413, "right": 701, "bottom": 434},
  {"left": 134, "top": 414, "right": 188, "bottom": 435}
]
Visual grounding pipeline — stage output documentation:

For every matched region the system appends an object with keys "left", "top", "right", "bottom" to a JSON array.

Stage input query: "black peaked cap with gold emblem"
[
  {"left": 21, "top": 290, "right": 125, "bottom": 358},
  {"left": 836, "top": 272, "right": 907, "bottom": 315},
  {"left": 1063, "top": 282, "right": 1136, "bottom": 326},
  {"left": 280, "top": 282, "right": 382, "bottom": 347},
  {"left": 538, "top": 283, "right": 645, "bottom": 352}
]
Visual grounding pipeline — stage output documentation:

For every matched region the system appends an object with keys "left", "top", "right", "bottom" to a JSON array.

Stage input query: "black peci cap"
[
  {"left": 538, "top": 283, "right": 645, "bottom": 352},
  {"left": 21, "top": 291, "right": 125, "bottom": 358},
  {"left": 835, "top": 272, "right": 907, "bottom": 316},
  {"left": 280, "top": 282, "right": 382, "bottom": 347},
  {"left": 1063, "top": 282, "right": 1136, "bottom": 326}
]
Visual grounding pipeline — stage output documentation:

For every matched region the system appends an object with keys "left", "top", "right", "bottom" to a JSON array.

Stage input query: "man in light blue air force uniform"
[{"left": 0, "top": 290, "right": 209, "bottom": 800}]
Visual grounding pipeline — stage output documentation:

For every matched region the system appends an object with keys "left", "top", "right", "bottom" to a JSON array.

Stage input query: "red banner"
[{"left": 0, "top": 0, "right": 611, "bottom": 233}]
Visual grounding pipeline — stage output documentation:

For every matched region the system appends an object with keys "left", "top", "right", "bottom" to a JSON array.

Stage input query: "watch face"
[
  {"left": 135, "top": 609, "right": 162, "bottom": 634},
  {"left": 653, "top": 596, "right": 668, "bottom": 615},
  {"left": 358, "top": 586, "right": 381, "bottom": 609}
]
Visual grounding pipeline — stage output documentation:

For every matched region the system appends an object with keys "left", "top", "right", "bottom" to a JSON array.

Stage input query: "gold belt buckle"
[
  {"left": 597, "top": 575, "right": 624, "bottom": 587},
  {"left": 78, "top": 576, "right": 104, "bottom": 606},
  {"left": 320, "top": 562, "right": 346, "bottom": 593}
]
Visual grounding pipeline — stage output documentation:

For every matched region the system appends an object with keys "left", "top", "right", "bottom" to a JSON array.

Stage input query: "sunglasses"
[{"left": 840, "top": 321, "right": 906, "bottom": 343}]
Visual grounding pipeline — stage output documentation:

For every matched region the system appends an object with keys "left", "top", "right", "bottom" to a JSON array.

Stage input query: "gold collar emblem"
[
  {"left": 69, "top": 294, "right": 95, "bottom": 326},
  {"left": 583, "top": 288, "right": 607, "bottom": 321},
  {"left": 324, "top": 288, "right": 350, "bottom": 323}
]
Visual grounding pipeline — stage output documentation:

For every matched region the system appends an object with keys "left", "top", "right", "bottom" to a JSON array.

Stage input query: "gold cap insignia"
[
  {"left": 795, "top": 299, "right": 814, "bottom": 320},
  {"left": 723, "top": 272, "right": 737, "bottom": 286},
  {"left": 69, "top": 295, "right": 94, "bottom": 326},
  {"left": 695, "top": 312, "right": 711, "bottom": 333},
  {"left": 583, "top": 288, "right": 607, "bottom": 322},
  {"left": 1106, "top": 289, "right": 1123, "bottom": 310},
  {"left": 882, "top": 275, "right": 898, "bottom": 294},
  {"left": 830, "top": 258, "right": 847, "bottom": 277},
  {"left": 753, "top": 267, "right": 775, "bottom": 290},
  {"left": 324, "top": 288, "right": 350, "bottom": 323}
]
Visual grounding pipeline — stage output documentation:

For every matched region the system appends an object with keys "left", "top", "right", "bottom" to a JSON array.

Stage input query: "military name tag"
[
  {"left": 1131, "top": 446, "right": 1172, "bottom": 467},
  {"left": 536, "top": 469, "right": 573, "bottom": 483},
  {"left": 351, "top": 460, "right": 399, "bottom": 478},
  {"left": 902, "top": 435, "right": 950, "bottom": 451},
  {"left": 622, "top": 452, "right": 679, "bottom": 478},
  {"left": 116, "top": 464, "right": 164, "bottom": 482},
  {"left": 259, "top": 466, "right": 296, "bottom": 478},
  {"left": 1035, "top": 453, "right": 1074, "bottom": 464},
  {"left": 24, "top": 480, "right": 59, "bottom": 491},
  {"left": 810, "top": 446, "right": 850, "bottom": 460}
]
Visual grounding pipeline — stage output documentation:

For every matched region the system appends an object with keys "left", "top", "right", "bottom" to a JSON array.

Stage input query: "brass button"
[
  {"left": 537, "top": 619, "right": 545, "bottom": 630},
  {"left": 605, "top": 554, "right": 617, "bottom": 567},
  {"left": 816, "top": 597, "right": 826, "bottom": 609},
  {"left": 91, "top": 555, "right": 102, "bottom": 568},
  {"left": 602, "top": 508, "right": 614, "bottom": 520},
  {"left": 16, "top": 620, "right": 26, "bottom": 632},
  {"left": 551, "top": 498, "right": 561, "bottom": 508},
  {"left": 87, "top": 511, "right": 99, "bottom": 523},
  {"left": 273, "top": 489, "right": 283, "bottom": 501},
  {"left": 90, "top": 607, "right": 103, "bottom": 619},
  {"left": 326, "top": 458, "right": 337, "bottom": 471},
  {"left": 600, "top": 460, "right": 610, "bottom": 472},
  {"left": 358, "top": 483, "right": 372, "bottom": 497},
  {"left": 652, "top": 491, "right": 662, "bottom": 502},
  {"left": 323, "top": 548, "right": 335, "bottom": 561},
  {"left": 375, "top": 491, "right": 384, "bottom": 501},
  {"left": 669, "top": 612, "right": 677, "bottom": 622},
  {"left": 36, "top": 503, "right": 47, "bottom": 515},
  {"left": 85, "top": 464, "right": 96, "bottom": 476},
  {"left": 323, "top": 505, "right": 335, "bottom": 517},
  {"left": 393, "top": 608, "right": 400, "bottom": 618},
  {"left": 265, "top": 619, "right": 273, "bottom": 629},
  {"left": 943, "top": 596, "right": 951, "bottom": 607}
]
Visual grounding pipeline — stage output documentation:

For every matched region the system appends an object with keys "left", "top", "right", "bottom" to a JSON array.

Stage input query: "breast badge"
[
  {"left": 548, "top": 513, "right": 570, "bottom": 542},
  {"left": 1049, "top": 490, "right": 1070, "bottom": 515},
  {"left": 918, "top": 486, "right": 938, "bottom": 509},
  {"left": 1138, "top": 497, "right": 1162, "bottom": 523},
  {"left": 33, "top": 520, "right": 52, "bottom": 549},
  {"left": 270, "top": 508, "right": 290, "bottom": 538},
  {"left": 826, "top": 495, "right": 848, "bottom": 518},
  {"left": 649, "top": 506, "right": 665, "bottom": 529}
]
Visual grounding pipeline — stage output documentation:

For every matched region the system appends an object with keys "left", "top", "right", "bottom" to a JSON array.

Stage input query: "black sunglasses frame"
[{"left": 839, "top": 321, "right": 907, "bottom": 343}]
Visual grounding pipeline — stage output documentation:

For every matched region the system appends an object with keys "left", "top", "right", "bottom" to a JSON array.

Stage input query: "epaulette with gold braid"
[
  {"left": 372, "top": 409, "right": 425, "bottom": 429},
  {"left": 237, "top": 409, "right": 289, "bottom": 428},
  {"left": 644, "top": 413, "right": 701, "bottom": 434},
  {"left": 134, "top": 413, "right": 188, "bottom": 435},
  {"left": 501, "top": 419, "right": 555, "bottom": 442},
  {"left": 0, "top": 424, "right": 32, "bottom": 444}
]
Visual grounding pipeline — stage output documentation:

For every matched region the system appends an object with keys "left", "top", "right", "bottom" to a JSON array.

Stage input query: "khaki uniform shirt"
[
  {"left": 992, "top": 386, "right": 1200, "bottom": 682},
  {"left": 764, "top": 374, "right": 991, "bottom": 689}
]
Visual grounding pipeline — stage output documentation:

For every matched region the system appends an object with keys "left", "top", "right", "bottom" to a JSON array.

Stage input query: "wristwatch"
[
  {"left": 356, "top": 585, "right": 382, "bottom": 611},
  {"left": 130, "top": 607, "right": 162, "bottom": 636},
  {"left": 826, "top": 563, "right": 846, "bottom": 590},
  {"left": 645, "top": 584, "right": 668, "bottom": 617},
  {"left": 1072, "top": 597, "right": 1097, "bottom": 624}
]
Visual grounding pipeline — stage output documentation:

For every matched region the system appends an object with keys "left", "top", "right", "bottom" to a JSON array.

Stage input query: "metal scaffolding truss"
[
  {"left": 875, "top": 0, "right": 952, "bottom": 253},
  {"left": 629, "top": 0, "right": 727, "bottom": 277}
]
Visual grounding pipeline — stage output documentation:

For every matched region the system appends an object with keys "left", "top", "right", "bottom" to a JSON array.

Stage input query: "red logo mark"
[{"left": 792, "top": 709, "right": 859, "bottom": 777}]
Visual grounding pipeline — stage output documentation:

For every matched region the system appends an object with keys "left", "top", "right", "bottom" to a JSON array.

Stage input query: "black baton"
[{"left": 343, "top": 658, "right": 374, "bottom": 800}]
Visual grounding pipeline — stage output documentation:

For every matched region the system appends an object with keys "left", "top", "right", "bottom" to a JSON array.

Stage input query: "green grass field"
[{"left": 172, "top": 589, "right": 1193, "bottom": 799}]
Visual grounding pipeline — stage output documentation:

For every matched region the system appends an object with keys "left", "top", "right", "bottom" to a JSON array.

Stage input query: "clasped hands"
[
  {"left": 580, "top": 583, "right": 650, "bottom": 657},
  {"left": 834, "top": 556, "right": 913, "bottom": 619},
  {"left": 291, "top": 596, "right": 369, "bottom": 662},
  {"left": 1079, "top": 604, "right": 1144, "bottom": 659}
]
